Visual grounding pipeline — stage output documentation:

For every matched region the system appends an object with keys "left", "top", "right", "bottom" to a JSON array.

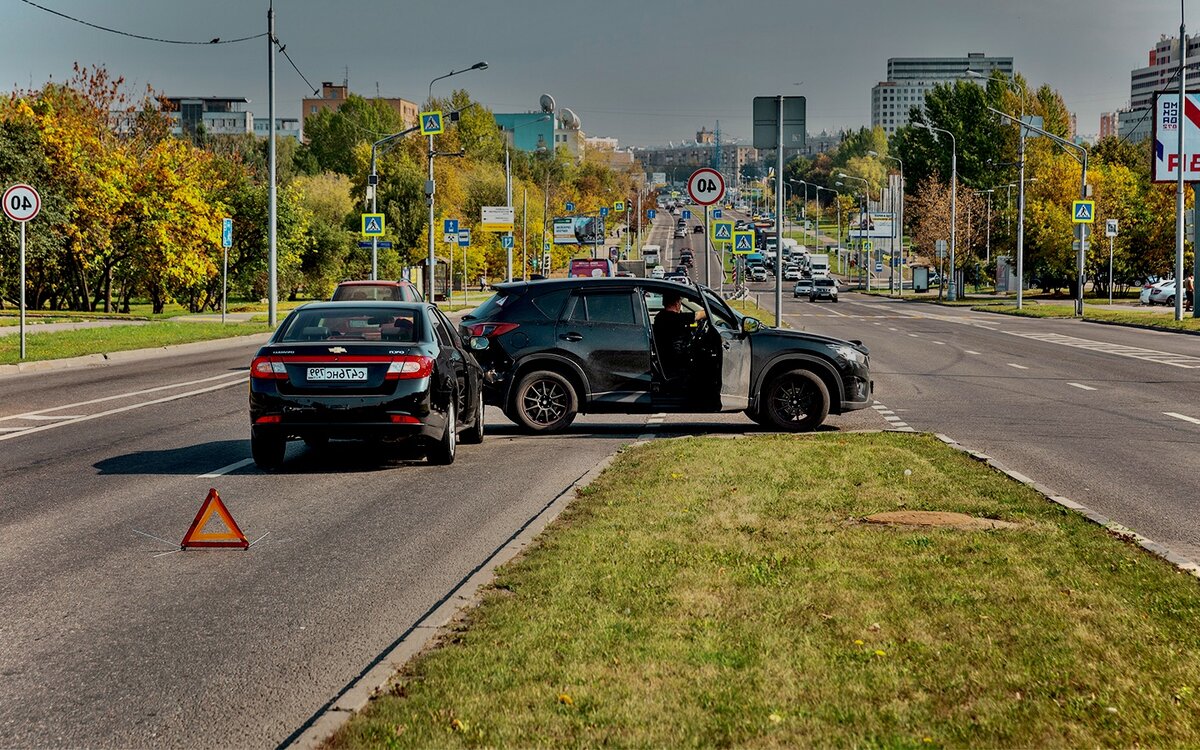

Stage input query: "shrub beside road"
[{"left": 331, "top": 432, "right": 1200, "bottom": 748}]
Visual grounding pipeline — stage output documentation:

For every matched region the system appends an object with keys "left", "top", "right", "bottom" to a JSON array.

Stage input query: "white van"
[{"left": 642, "top": 244, "right": 661, "bottom": 267}]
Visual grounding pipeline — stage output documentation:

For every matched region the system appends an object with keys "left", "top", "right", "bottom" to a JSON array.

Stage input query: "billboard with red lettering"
[{"left": 1153, "top": 92, "right": 1200, "bottom": 183}]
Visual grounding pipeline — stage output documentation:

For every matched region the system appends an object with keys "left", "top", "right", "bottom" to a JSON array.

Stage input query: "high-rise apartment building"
[
  {"left": 1117, "top": 34, "right": 1200, "bottom": 142},
  {"left": 871, "top": 53, "right": 1014, "bottom": 135},
  {"left": 1099, "top": 112, "right": 1120, "bottom": 140}
]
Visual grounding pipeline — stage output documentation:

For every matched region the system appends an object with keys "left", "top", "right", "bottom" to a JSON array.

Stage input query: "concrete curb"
[
  {"left": 0, "top": 333, "right": 271, "bottom": 379},
  {"left": 282, "top": 448, "right": 623, "bottom": 750},
  {"left": 933, "top": 433, "right": 1200, "bottom": 578}
]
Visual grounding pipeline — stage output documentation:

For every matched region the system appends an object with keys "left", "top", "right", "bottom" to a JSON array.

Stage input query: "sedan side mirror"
[
  {"left": 741, "top": 317, "right": 762, "bottom": 335},
  {"left": 469, "top": 336, "right": 489, "bottom": 351}
]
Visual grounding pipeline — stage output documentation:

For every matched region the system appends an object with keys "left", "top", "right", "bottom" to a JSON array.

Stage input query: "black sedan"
[{"left": 249, "top": 301, "right": 485, "bottom": 469}]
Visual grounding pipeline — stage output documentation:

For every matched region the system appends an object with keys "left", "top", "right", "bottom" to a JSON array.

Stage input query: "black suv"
[{"left": 461, "top": 278, "right": 871, "bottom": 432}]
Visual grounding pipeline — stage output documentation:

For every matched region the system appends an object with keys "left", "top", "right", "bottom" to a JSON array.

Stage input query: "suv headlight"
[{"left": 832, "top": 344, "right": 867, "bottom": 366}]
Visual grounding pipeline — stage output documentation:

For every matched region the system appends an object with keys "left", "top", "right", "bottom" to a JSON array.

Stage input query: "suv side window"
[
  {"left": 432, "top": 308, "right": 463, "bottom": 347},
  {"left": 568, "top": 291, "right": 637, "bottom": 325}
]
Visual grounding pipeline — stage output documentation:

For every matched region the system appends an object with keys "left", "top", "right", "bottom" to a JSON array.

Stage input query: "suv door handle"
[{"left": 560, "top": 332, "right": 584, "bottom": 342}]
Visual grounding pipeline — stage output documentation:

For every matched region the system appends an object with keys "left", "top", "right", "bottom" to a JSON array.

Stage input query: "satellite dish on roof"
[
  {"left": 560, "top": 108, "right": 581, "bottom": 130},
  {"left": 539, "top": 94, "right": 556, "bottom": 113}
]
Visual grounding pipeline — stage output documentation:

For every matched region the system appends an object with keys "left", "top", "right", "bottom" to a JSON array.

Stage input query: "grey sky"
[{"left": 0, "top": 0, "right": 1184, "bottom": 146}]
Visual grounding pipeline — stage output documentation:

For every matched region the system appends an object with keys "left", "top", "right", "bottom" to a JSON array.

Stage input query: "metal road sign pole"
[
  {"left": 1176, "top": 15, "right": 1188, "bottom": 322},
  {"left": 775, "top": 95, "right": 784, "bottom": 328},
  {"left": 1194, "top": 184, "right": 1200, "bottom": 318},
  {"left": 222, "top": 243, "right": 228, "bottom": 325},
  {"left": 704, "top": 204, "right": 711, "bottom": 287},
  {"left": 19, "top": 220, "right": 25, "bottom": 359},
  {"left": 1109, "top": 233, "right": 1114, "bottom": 306}
]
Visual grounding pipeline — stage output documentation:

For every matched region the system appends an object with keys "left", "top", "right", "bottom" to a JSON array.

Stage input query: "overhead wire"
[{"left": 16, "top": 0, "right": 266, "bottom": 44}]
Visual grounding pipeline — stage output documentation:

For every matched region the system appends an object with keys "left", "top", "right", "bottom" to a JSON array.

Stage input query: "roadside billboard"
[
  {"left": 553, "top": 216, "right": 604, "bottom": 245},
  {"left": 848, "top": 212, "right": 895, "bottom": 240},
  {"left": 1153, "top": 92, "right": 1200, "bottom": 183},
  {"left": 651, "top": 172, "right": 667, "bottom": 187}
]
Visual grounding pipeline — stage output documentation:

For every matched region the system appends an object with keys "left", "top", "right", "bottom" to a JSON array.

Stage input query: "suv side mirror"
[{"left": 741, "top": 317, "right": 762, "bottom": 335}]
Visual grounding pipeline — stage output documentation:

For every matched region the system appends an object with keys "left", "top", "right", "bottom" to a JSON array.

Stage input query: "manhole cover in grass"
[{"left": 865, "top": 511, "right": 1020, "bottom": 531}]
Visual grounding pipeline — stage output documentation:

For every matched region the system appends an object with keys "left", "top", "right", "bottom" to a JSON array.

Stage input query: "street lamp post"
[
  {"left": 426, "top": 61, "right": 488, "bottom": 302},
  {"left": 914, "top": 123, "right": 957, "bottom": 301},
  {"left": 987, "top": 106, "right": 1088, "bottom": 315},
  {"left": 970, "top": 70, "right": 1027, "bottom": 308},
  {"left": 868, "top": 150, "right": 904, "bottom": 294},
  {"left": 838, "top": 174, "right": 872, "bottom": 290}
]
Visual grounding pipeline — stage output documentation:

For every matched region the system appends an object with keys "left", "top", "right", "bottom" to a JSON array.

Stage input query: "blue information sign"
[
  {"left": 712, "top": 209, "right": 722, "bottom": 219},
  {"left": 647, "top": 209, "right": 656, "bottom": 219},
  {"left": 682, "top": 209, "right": 692, "bottom": 219},
  {"left": 501, "top": 235, "right": 514, "bottom": 249},
  {"left": 443, "top": 218, "right": 459, "bottom": 234},
  {"left": 458, "top": 229, "right": 471, "bottom": 247},
  {"left": 565, "top": 201, "right": 575, "bottom": 213},
  {"left": 221, "top": 217, "right": 233, "bottom": 249},
  {"left": 600, "top": 206, "right": 609, "bottom": 217}
]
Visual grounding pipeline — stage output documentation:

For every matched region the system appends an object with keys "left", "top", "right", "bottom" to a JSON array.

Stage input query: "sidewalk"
[{"left": 0, "top": 319, "right": 150, "bottom": 337}]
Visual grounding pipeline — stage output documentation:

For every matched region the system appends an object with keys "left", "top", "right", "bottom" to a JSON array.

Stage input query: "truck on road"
[{"left": 808, "top": 253, "right": 830, "bottom": 279}]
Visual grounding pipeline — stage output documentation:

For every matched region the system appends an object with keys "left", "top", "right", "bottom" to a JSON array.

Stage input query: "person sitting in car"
[{"left": 653, "top": 291, "right": 706, "bottom": 381}]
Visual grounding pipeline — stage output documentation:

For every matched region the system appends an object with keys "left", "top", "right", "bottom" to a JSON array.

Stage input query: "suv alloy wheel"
[
  {"left": 763, "top": 369, "right": 830, "bottom": 431},
  {"left": 511, "top": 370, "right": 578, "bottom": 433}
]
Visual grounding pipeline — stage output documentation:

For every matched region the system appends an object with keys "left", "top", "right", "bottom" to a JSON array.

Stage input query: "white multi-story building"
[
  {"left": 164, "top": 97, "right": 253, "bottom": 138},
  {"left": 1116, "top": 34, "right": 1200, "bottom": 143},
  {"left": 871, "top": 53, "right": 1014, "bottom": 135},
  {"left": 253, "top": 117, "right": 302, "bottom": 141}
]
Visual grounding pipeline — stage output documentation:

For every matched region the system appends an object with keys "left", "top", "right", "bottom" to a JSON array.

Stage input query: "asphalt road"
[{"left": 0, "top": 305, "right": 883, "bottom": 748}]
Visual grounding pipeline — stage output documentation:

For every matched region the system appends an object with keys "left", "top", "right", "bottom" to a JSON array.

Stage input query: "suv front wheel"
[
  {"left": 510, "top": 370, "right": 578, "bottom": 433},
  {"left": 762, "top": 369, "right": 830, "bottom": 431}
]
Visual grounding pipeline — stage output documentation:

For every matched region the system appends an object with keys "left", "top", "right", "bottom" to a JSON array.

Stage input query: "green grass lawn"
[
  {"left": 977, "top": 304, "right": 1200, "bottom": 332},
  {"left": 0, "top": 320, "right": 274, "bottom": 364},
  {"left": 330, "top": 433, "right": 1200, "bottom": 749},
  {"left": 727, "top": 298, "right": 776, "bottom": 327}
]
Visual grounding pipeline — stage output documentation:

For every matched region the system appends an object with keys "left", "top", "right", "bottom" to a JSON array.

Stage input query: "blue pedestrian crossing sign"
[
  {"left": 443, "top": 218, "right": 459, "bottom": 234},
  {"left": 600, "top": 206, "right": 609, "bottom": 217},
  {"left": 1072, "top": 200, "right": 1095, "bottom": 224},
  {"left": 361, "top": 213, "right": 385, "bottom": 237},
  {"left": 458, "top": 229, "right": 471, "bottom": 246},
  {"left": 733, "top": 230, "right": 754, "bottom": 254},
  {"left": 614, "top": 201, "right": 625, "bottom": 212},
  {"left": 682, "top": 209, "right": 692, "bottom": 219},
  {"left": 711, "top": 220, "right": 734, "bottom": 242},
  {"left": 565, "top": 201, "right": 575, "bottom": 213},
  {"left": 420, "top": 110, "right": 444, "bottom": 136},
  {"left": 221, "top": 217, "right": 233, "bottom": 249},
  {"left": 501, "top": 235, "right": 514, "bottom": 249}
]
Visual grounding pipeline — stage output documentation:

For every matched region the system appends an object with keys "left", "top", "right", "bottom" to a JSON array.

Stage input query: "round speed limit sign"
[
  {"left": 687, "top": 168, "right": 725, "bottom": 206},
  {"left": 3, "top": 184, "right": 41, "bottom": 223}
]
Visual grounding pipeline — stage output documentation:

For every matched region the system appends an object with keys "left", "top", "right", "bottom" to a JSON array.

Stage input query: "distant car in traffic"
[
  {"left": 332, "top": 280, "right": 423, "bottom": 302},
  {"left": 793, "top": 279, "right": 814, "bottom": 298},
  {"left": 248, "top": 301, "right": 484, "bottom": 469},
  {"left": 783, "top": 265, "right": 801, "bottom": 281},
  {"left": 693, "top": 225, "right": 704, "bottom": 234},
  {"left": 651, "top": 265, "right": 666, "bottom": 279},
  {"left": 460, "top": 278, "right": 872, "bottom": 433},
  {"left": 749, "top": 266, "right": 767, "bottom": 282},
  {"left": 810, "top": 278, "right": 839, "bottom": 303},
  {"left": 1143, "top": 279, "right": 1177, "bottom": 306}
]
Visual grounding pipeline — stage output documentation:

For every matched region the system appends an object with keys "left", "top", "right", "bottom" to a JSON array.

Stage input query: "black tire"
[
  {"left": 510, "top": 370, "right": 578, "bottom": 433},
  {"left": 428, "top": 402, "right": 456, "bottom": 465},
  {"left": 460, "top": 387, "right": 485, "bottom": 445},
  {"left": 251, "top": 429, "right": 286, "bottom": 470},
  {"left": 762, "top": 369, "right": 830, "bottom": 432},
  {"left": 1167, "top": 296, "right": 1176, "bottom": 307}
]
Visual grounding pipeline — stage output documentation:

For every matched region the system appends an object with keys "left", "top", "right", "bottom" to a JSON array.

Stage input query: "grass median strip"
[
  {"left": 0, "top": 321, "right": 273, "bottom": 364},
  {"left": 976, "top": 304, "right": 1200, "bottom": 332},
  {"left": 331, "top": 432, "right": 1200, "bottom": 748}
]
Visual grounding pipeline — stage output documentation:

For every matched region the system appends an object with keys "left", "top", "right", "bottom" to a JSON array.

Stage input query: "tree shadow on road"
[{"left": 93, "top": 439, "right": 428, "bottom": 476}]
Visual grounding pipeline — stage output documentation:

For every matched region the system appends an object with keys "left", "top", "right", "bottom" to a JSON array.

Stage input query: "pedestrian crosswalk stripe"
[{"left": 1005, "top": 330, "right": 1200, "bottom": 369}]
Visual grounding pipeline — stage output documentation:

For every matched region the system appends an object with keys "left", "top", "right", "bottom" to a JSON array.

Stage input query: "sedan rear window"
[{"left": 278, "top": 307, "right": 423, "bottom": 343}]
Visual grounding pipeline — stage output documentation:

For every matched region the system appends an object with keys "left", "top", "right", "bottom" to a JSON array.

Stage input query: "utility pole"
[
  {"left": 1176, "top": 8, "right": 1188, "bottom": 322},
  {"left": 774, "top": 96, "right": 784, "bottom": 327},
  {"left": 266, "top": 0, "right": 277, "bottom": 326}
]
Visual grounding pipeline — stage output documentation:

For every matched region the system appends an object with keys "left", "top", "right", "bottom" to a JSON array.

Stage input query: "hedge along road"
[{"left": 0, "top": 335, "right": 890, "bottom": 747}]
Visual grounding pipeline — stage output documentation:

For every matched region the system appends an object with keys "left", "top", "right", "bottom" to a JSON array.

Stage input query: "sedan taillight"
[
  {"left": 251, "top": 356, "right": 288, "bottom": 379},
  {"left": 385, "top": 355, "right": 434, "bottom": 380}
]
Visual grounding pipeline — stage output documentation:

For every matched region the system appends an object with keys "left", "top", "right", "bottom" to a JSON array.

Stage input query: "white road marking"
[
  {"left": 1165, "top": 412, "right": 1200, "bottom": 426},
  {"left": 15, "top": 414, "right": 86, "bottom": 420},
  {"left": 1004, "top": 330, "right": 1200, "bottom": 369},
  {"left": 0, "top": 377, "right": 248, "bottom": 443},
  {"left": 1007, "top": 363, "right": 1029, "bottom": 370},
  {"left": 1067, "top": 382, "right": 1097, "bottom": 391},
  {"left": 888, "top": 327, "right": 898, "bottom": 331},
  {"left": 965, "top": 350, "right": 981, "bottom": 355},
  {"left": 0, "top": 370, "right": 246, "bottom": 423},
  {"left": 199, "top": 458, "right": 255, "bottom": 478},
  {"left": 933, "top": 341, "right": 946, "bottom": 346},
  {"left": 907, "top": 333, "right": 919, "bottom": 338}
]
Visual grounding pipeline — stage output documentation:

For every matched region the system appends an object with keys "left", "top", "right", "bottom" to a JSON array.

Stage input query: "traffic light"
[{"left": 542, "top": 252, "right": 552, "bottom": 271}]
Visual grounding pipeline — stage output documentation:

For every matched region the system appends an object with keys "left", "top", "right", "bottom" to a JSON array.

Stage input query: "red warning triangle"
[{"left": 181, "top": 488, "right": 249, "bottom": 549}]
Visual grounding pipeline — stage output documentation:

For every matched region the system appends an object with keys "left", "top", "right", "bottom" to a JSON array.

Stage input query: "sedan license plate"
[{"left": 307, "top": 366, "right": 368, "bottom": 382}]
